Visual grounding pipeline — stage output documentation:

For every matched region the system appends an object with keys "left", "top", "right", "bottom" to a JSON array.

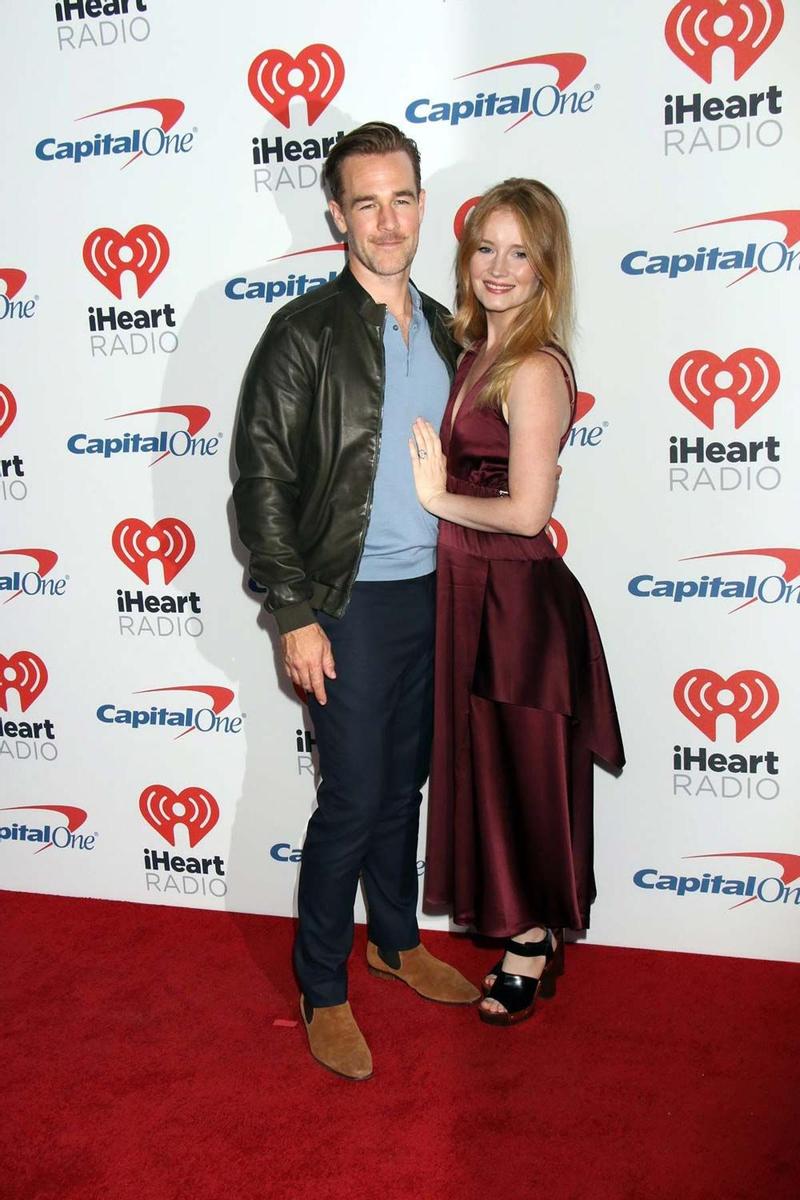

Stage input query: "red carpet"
[{"left": 2, "top": 891, "right": 797, "bottom": 1200}]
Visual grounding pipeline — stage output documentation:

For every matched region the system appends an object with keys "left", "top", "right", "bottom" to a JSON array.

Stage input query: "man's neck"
[{"left": 348, "top": 257, "right": 413, "bottom": 321}]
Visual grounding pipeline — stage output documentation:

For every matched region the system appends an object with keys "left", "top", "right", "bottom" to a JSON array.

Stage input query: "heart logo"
[
  {"left": 83, "top": 225, "right": 170, "bottom": 299},
  {"left": 665, "top": 0, "right": 784, "bottom": 83},
  {"left": 248, "top": 43, "right": 345, "bottom": 128},
  {"left": 546, "top": 518, "right": 568, "bottom": 558},
  {"left": 453, "top": 196, "right": 481, "bottom": 241},
  {"left": 139, "top": 784, "right": 219, "bottom": 847},
  {"left": 0, "top": 385, "right": 17, "bottom": 438},
  {"left": 669, "top": 348, "right": 779, "bottom": 430},
  {"left": 0, "top": 651, "right": 48, "bottom": 712},
  {"left": 674, "top": 668, "right": 779, "bottom": 742},
  {"left": 111, "top": 517, "right": 195, "bottom": 585}
]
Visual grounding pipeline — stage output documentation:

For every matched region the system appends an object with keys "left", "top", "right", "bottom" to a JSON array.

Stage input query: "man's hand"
[{"left": 281, "top": 623, "right": 336, "bottom": 705}]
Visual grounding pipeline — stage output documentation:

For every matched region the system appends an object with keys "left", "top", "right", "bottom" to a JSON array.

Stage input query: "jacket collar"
[
  {"left": 337, "top": 261, "right": 456, "bottom": 377},
  {"left": 337, "top": 261, "right": 386, "bottom": 326},
  {"left": 337, "top": 260, "right": 437, "bottom": 327}
]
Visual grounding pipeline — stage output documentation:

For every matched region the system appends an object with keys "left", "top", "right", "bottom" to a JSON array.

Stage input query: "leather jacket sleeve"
[{"left": 233, "top": 314, "right": 317, "bottom": 634}]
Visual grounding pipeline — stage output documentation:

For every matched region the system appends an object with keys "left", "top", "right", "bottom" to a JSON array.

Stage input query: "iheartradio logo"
[
  {"left": 454, "top": 196, "right": 480, "bottom": 241},
  {"left": 112, "top": 517, "right": 195, "bottom": 584},
  {"left": 0, "top": 651, "right": 48, "bottom": 712},
  {"left": 669, "top": 348, "right": 779, "bottom": 429},
  {"left": 248, "top": 44, "right": 344, "bottom": 127},
  {"left": 546, "top": 518, "right": 568, "bottom": 558},
  {"left": 139, "top": 784, "right": 219, "bottom": 847},
  {"left": 0, "top": 385, "right": 17, "bottom": 438},
  {"left": 83, "top": 225, "right": 169, "bottom": 299},
  {"left": 674, "top": 669, "right": 779, "bottom": 741},
  {"left": 665, "top": 0, "right": 784, "bottom": 83}
]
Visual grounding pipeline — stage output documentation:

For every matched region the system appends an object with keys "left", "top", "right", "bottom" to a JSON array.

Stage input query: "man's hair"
[{"left": 323, "top": 121, "right": 421, "bottom": 204}]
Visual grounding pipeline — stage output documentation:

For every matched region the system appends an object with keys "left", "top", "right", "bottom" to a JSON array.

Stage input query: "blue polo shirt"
[{"left": 356, "top": 286, "right": 451, "bottom": 581}]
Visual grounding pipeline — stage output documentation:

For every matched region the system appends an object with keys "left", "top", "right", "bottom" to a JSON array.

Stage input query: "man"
[{"left": 233, "top": 122, "right": 479, "bottom": 1081}]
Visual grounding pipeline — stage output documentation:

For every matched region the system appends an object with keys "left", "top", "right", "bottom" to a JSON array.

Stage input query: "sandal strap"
[
  {"left": 486, "top": 967, "right": 540, "bottom": 1013},
  {"left": 504, "top": 931, "right": 553, "bottom": 958}
]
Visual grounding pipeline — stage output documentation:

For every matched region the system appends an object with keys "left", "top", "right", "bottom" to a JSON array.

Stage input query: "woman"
[{"left": 409, "top": 179, "right": 624, "bottom": 1025}]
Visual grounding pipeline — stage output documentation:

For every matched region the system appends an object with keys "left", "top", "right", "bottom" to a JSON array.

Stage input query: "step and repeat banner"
[{"left": 2, "top": 1, "right": 798, "bottom": 961}]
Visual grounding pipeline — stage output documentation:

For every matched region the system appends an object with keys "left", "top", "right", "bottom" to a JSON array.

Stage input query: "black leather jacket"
[{"left": 233, "top": 264, "right": 459, "bottom": 633}]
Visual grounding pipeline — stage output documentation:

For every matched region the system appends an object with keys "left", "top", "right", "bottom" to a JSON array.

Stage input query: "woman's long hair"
[{"left": 451, "top": 178, "right": 575, "bottom": 412}]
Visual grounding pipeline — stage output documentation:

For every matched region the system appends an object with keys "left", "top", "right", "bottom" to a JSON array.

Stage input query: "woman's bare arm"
[{"left": 410, "top": 352, "right": 571, "bottom": 535}]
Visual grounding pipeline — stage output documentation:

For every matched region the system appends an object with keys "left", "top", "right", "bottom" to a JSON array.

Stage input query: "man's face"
[{"left": 329, "top": 150, "right": 425, "bottom": 281}]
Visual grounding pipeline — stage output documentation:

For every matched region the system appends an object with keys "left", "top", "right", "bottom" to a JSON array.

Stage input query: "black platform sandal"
[
  {"left": 479, "top": 929, "right": 564, "bottom": 1026},
  {"left": 482, "top": 928, "right": 565, "bottom": 995}
]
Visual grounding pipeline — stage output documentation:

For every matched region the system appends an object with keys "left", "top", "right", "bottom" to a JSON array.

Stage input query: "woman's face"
[{"left": 468, "top": 207, "right": 540, "bottom": 319}]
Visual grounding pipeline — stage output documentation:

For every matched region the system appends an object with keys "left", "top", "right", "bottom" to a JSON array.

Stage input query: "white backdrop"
[{"left": 2, "top": 0, "right": 799, "bottom": 961}]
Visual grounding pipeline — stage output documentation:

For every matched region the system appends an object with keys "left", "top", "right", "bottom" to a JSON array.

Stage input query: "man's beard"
[{"left": 353, "top": 237, "right": 417, "bottom": 278}]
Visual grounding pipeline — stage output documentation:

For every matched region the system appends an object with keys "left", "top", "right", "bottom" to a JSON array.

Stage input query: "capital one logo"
[
  {"left": 621, "top": 209, "right": 800, "bottom": 287},
  {"left": 67, "top": 403, "right": 213, "bottom": 466},
  {"left": 408, "top": 52, "right": 590, "bottom": 132},
  {"left": 674, "top": 669, "right": 778, "bottom": 741},
  {"left": 79, "top": 100, "right": 185, "bottom": 170},
  {"left": 670, "top": 347, "right": 779, "bottom": 429},
  {"left": 635, "top": 850, "right": 800, "bottom": 910},
  {"left": 690, "top": 851, "right": 800, "bottom": 909},
  {"left": 139, "top": 785, "right": 219, "bottom": 847},
  {"left": 0, "top": 651, "right": 48, "bottom": 712},
  {"left": 37, "top": 100, "right": 188, "bottom": 171},
  {"left": 133, "top": 684, "right": 236, "bottom": 739},
  {"left": 225, "top": 244, "right": 343, "bottom": 306},
  {"left": 83, "top": 225, "right": 169, "bottom": 298},
  {"left": 0, "top": 270, "right": 35, "bottom": 321},
  {"left": 112, "top": 518, "right": 195, "bottom": 584},
  {"left": 665, "top": 0, "right": 784, "bottom": 82},
  {"left": 0, "top": 385, "right": 17, "bottom": 438},
  {"left": 115, "top": 404, "right": 211, "bottom": 465},
  {"left": 248, "top": 44, "right": 344, "bottom": 127},
  {"left": 0, "top": 547, "right": 61, "bottom": 605},
  {"left": 0, "top": 805, "right": 89, "bottom": 855},
  {"left": 573, "top": 393, "right": 595, "bottom": 422}
]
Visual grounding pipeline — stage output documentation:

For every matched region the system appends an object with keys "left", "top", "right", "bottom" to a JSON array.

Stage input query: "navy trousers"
[{"left": 294, "top": 573, "right": 435, "bottom": 1007}]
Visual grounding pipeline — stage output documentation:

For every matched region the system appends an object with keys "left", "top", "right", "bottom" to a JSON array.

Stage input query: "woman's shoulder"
[
  {"left": 511, "top": 346, "right": 572, "bottom": 383},
  {"left": 513, "top": 345, "right": 575, "bottom": 400}
]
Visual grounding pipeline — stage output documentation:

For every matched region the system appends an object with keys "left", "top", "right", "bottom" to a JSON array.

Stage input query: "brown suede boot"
[
  {"left": 366, "top": 941, "right": 480, "bottom": 1004},
  {"left": 300, "top": 996, "right": 373, "bottom": 1081}
]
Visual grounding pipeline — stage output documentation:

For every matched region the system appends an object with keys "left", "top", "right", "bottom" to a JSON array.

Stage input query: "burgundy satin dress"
[{"left": 423, "top": 348, "right": 625, "bottom": 936}]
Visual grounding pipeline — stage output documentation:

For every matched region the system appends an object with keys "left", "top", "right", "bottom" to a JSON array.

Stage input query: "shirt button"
[{"left": 393, "top": 323, "right": 399, "bottom": 330}]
